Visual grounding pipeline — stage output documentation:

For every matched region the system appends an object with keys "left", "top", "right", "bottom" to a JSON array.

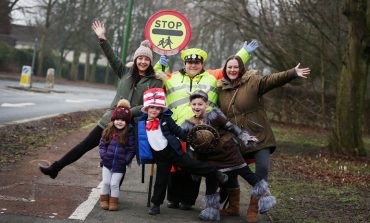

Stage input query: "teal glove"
[{"left": 243, "top": 40, "right": 259, "bottom": 54}]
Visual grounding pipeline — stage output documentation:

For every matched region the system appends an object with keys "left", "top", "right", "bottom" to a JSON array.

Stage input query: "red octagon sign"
[{"left": 145, "top": 10, "right": 191, "bottom": 55}]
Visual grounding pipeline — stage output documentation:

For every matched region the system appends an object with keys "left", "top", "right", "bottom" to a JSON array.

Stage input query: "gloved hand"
[
  {"left": 238, "top": 131, "right": 258, "bottom": 148},
  {"left": 159, "top": 55, "right": 168, "bottom": 67},
  {"left": 243, "top": 39, "right": 259, "bottom": 54}
]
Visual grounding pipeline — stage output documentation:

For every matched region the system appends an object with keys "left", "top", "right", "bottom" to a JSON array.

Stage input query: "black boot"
[
  {"left": 167, "top": 201, "right": 179, "bottom": 209},
  {"left": 39, "top": 161, "right": 61, "bottom": 179},
  {"left": 148, "top": 205, "right": 160, "bottom": 215}
]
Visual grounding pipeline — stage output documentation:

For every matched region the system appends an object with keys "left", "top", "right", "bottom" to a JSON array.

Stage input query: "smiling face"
[
  {"left": 225, "top": 59, "right": 240, "bottom": 81},
  {"left": 190, "top": 97, "right": 208, "bottom": 118},
  {"left": 147, "top": 106, "right": 162, "bottom": 119},
  {"left": 136, "top": 56, "right": 151, "bottom": 75},
  {"left": 185, "top": 60, "right": 203, "bottom": 77},
  {"left": 113, "top": 119, "right": 127, "bottom": 130}
]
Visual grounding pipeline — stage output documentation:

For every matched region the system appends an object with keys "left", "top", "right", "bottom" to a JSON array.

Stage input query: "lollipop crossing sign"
[{"left": 145, "top": 10, "right": 191, "bottom": 55}]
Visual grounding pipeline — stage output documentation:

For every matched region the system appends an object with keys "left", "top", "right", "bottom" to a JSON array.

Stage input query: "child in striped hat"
[{"left": 135, "top": 88, "right": 228, "bottom": 219}]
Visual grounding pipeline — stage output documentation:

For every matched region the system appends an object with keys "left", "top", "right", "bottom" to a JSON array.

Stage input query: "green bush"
[
  {"left": 0, "top": 42, "right": 33, "bottom": 72},
  {"left": 38, "top": 50, "right": 57, "bottom": 76},
  {"left": 0, "top": 42, "right": 11, "bottom": 64},
  {"left": 9, "top": 48, "right": 33, "bottom": 66}
]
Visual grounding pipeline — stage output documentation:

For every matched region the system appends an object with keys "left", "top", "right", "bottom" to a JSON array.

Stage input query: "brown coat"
[
  {"left": 182, "top": 109, "right": 245, "bottom": 170},
  {"left": 217, "top": 68, "right": 297, "bottom": 154}
]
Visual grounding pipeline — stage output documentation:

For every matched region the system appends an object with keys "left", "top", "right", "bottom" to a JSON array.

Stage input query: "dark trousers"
[
  {"left": 151, "top": 146, "right": 219, "bottom": 206},
  {"left": 57, "top": 125, "right": 103, "bottom": 169},
  {"left": 224, "top": 165, "right": 261, "bottom": 188},
  {"left": 167, "top": 170, "right": 201, "bottom": 205}
]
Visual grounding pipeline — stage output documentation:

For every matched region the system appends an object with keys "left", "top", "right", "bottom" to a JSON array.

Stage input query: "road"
[{"left": 0, "top": 80, "right": 115, "bottom": 126}]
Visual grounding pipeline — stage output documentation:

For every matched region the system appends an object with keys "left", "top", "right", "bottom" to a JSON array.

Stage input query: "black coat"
[{"left": 135, "top": 110, "right": 187, "bottom": 155}]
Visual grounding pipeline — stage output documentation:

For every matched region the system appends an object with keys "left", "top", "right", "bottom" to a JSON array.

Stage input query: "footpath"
[{"left": 0, "top": 119, "right": 272, "bottom": 223}]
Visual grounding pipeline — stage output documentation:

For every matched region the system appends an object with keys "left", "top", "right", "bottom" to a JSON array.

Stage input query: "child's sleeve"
[
  {"left": 125, "top": 127, "right": 137, "bottom": 164},
  {"left": 168, "top": 117, "right": 187, "bottom": 141},
  {"left": 98, "top": 138, "right": 107, "bottom": 160},
  {"left": 208, "top": 107, "right": 229, "bottom": 128}
]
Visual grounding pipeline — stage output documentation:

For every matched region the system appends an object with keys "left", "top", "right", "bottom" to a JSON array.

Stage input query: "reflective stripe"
[
  {"left": 168, "top": 97, "right": 189, "bottom": 109},
  {"left": 167, "top": 83, "right": 218, "bottom": 95},
  {"left": 197, "top": 84, "right": 218, "bottom": 94},
  {"left": 167, "top": 85, "right": 187, "bottom": 94}
]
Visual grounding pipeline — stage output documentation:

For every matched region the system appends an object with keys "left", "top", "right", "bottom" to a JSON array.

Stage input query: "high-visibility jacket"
[{"left": 164, "top": 69, "right": 218, "bottom": 125}]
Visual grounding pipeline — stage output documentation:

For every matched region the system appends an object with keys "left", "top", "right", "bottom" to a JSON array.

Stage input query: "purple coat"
[{"left": 99, "top": 128, "right": 136, "bottom": 173}]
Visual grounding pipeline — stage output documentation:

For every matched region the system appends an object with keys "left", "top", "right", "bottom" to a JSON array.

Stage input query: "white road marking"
[
  {"left": 65, "top": 99, "right": 98, "bottom": 103},
  {"left": 1, "top": 102, "right": 35, "bottom": 107},
  {"left": 0, "top": 113, "right": 61, "bottom": 128},
  {"left": 0, "top": 194, "right": 35, "bottom": 202},
  {"left": 68, "top": 182, "right": 102, "bottom": 220}
]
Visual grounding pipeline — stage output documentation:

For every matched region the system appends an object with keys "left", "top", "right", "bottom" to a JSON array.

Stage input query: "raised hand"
[
  {"left": 91, "top": 20, "right": 106, "bottom": 40},
  {"left": 243, "top": 39, "right": 259, "bottom": 54},
  {"left": 159, "top": 55, "right": 168, "bottom": 67},
  {"left": 294, "top": 63, "right": 311, "bottom": 78},
  {"left": 238, "top": 131, "right": 258, "bottom": 149}
]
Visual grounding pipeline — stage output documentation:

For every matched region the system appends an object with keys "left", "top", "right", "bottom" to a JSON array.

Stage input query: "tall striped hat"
[{"left": 141, "top": 88, "right": 168, "bottom": 113}]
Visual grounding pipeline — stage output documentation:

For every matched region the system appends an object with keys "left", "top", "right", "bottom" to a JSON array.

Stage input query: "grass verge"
[{"left": 268, "top": 123, "right": 370, "bottom": 222}]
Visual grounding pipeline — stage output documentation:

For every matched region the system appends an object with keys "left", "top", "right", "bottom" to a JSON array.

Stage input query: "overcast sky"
[{"left": 11, "top": 0, "right": 39, "bottom": 25}]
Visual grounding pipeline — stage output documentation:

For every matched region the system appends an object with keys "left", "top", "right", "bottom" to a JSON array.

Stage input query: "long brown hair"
[
  {"left": 130, "top": 57, "right": 155, "bottom": 87},
  {"left": 102, "top": 122, "right": 129, "bottom": 145},
  {"left": 222, "top": 55, "right": 246, "bottom": 82}
]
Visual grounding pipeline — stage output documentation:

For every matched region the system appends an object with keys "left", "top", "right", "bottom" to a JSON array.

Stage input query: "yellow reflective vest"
[{"left": 165, "top": 70, "right": 218, "bottom": 125}]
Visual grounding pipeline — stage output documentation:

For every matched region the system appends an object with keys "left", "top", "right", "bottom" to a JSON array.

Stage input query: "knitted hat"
[
  {"left": 181, "top": 48, "right": 208, "bottom": 62},
  {"left": 111, "top": 99, "right": 131, "bottom": 123},
  {"left": 141, "top": 88, "right": 168, "bottom": 113},
  {"left": 133, "top": 40, "right": 153, "bottom": 63}
]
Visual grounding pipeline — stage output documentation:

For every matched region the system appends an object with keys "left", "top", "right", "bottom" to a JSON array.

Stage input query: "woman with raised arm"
[
  {"left": 39, "top": 20, "right": 164, "bottom": 179},
  {"left": 218, "top": 55, "right": 310, "bottom": 222}
]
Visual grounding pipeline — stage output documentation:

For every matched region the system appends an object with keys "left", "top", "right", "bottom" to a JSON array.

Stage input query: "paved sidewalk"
[
  {"left": 0, "top": 125, "right": 272, "bottom": 222},
  {"left": 83, "top": 162, "right": 272, "bottom": 223}
]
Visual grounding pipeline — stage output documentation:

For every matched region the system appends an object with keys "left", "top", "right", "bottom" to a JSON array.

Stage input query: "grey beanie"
[{"left": 133, "top": 40, "right": 153, "bottom": 63}]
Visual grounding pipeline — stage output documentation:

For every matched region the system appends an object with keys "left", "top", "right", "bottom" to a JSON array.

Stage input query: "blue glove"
[
  {"left": 159, "top": 55, "right": 168, "bottom": 67},
  {"left": 243, "top": 40, "right": 259, "bottom": 54}
]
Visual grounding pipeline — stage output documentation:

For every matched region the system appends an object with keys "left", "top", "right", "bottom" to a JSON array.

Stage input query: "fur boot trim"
[
  {"left": 258, "top": 195, "right": 276, "bottom": 214},
  {"left": 198, "top": 193, "right": 220, "bottom": 221},
  {"left": 251, "top": 179, "right": 269, "bottom": 198}
]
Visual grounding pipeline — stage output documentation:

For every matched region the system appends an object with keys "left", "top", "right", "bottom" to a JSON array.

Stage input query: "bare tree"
[
  {"left": 329, "top": 0, "right": 369, "bottom": 156},
  {"left": 37, "top": 0, "right": 57, "bottom": 76}
]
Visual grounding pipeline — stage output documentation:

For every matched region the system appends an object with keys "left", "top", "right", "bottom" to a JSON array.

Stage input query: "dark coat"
[
  {"left": 99, "top": 126, "right": 136, "bottom": 173},
  {"left": 182, "top": 108, "right": 245, "bottom": 169},
  {"left": 135, "top": 111, "right": 187, "bottom": 156},
  {"left": 217, "top": 68, "right": 297, "bottom": 154},
  {"left": 97, "top": 40, "right": 164, "bottom": 128}
]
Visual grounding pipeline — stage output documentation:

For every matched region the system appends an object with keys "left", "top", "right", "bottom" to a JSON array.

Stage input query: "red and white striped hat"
[{"left": 141, "top": 88, "right": 168, "bottom": 113}]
